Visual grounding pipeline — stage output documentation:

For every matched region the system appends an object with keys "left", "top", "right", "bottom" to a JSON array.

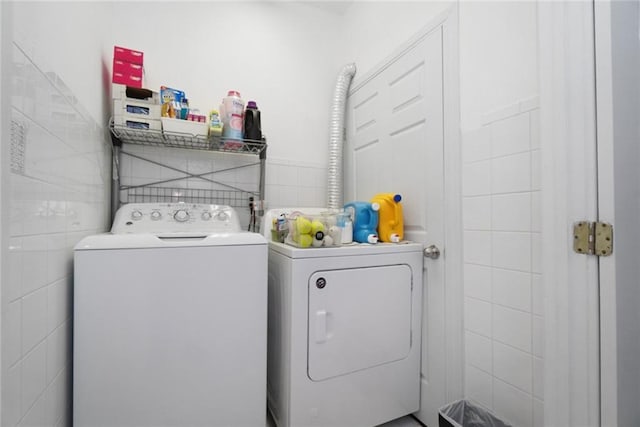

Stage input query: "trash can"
[{"left": 439, "top": 399, "right": 512, "bottom": 427}]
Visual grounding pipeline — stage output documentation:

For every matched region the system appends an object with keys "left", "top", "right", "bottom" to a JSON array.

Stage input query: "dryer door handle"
[{"left": 315, "top": 310, "right": 328, "bottom": 343}]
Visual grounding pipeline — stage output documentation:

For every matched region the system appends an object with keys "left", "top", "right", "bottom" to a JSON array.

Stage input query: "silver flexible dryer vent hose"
[{"left": 327, "top": 63, "right": 357, "bottom": 211}]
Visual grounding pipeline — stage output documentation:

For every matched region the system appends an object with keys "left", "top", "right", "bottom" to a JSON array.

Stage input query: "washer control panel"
[{"left": 111, "top": 203, "right": 241, "bottom": 234}]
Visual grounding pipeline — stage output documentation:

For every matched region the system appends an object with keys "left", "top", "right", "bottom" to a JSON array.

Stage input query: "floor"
[
  {"left": 266, "top": 412, "right": 425, "bottom": 427},
  {"left": 378, "top": 415, "right": 425, "bottom": 427}
]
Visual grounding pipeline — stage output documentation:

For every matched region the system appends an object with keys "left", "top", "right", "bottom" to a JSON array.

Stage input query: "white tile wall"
[
  {"left": 491, "top": 112, "right": 530, "bottom": 157},
  {"left": 465, "top": 331, "right": 492, "bottom": 373},
  {"left": 462, "top": 103, "right": 542, "bottom": 427},
  {"left": 492, "top": 268, "right": 531, "bottom": 312},
  {"left": 265, "top": 158, "right": 326, "bottom": 210},
  {"left": 533, "top": 398, "right": 544, "bottom": 427},
  {"left": 533, "top": 356, "right": 544, "bottom": 400},
  {"left": 491, "top": 152, "right": 531, "bottom": 194},
  {"left": 491, "top": 193, "right": 531, "bottom": 231},
  {"left": 493, "top": 305, "right": 532, "bottom": 352},
  {"left": 532, "top": 273, "right": 543, "bottom": 316},
  {"left": 462, "top": 160, "right": 491, "bottom": 196},
  {"left": 462, "top": 126, "right": 491, "bottom": 163},
  {"left": 492, "top": 341, "right": 532, "bottom": 392},
  {"left": 493, "top": 379, "right": 534, "bottom": 427},
  {"left": 463, "top": 196, "right": 491, "bottom": 230},
  {"left": 463, "top": 264, "right": 492, "bottom": 301},
  {"left": 532, "top": 315, "right": 544, "bottom": 358},
  {"left": 492, "top": 232, "right": 531, "bottom": 271},
  {"left": 463, "top": 230, "right": 492, "bottom": 265},
  {"left": 465, "top": 297, "right": 492, "bottom": 337},
  {"left": 5, "top": 364, "right": 22, "bottom": 426},
  {"left": 466, "top": 365, "right": 493, "bottom": 409},
  {"left": 1, "top": 40, "right": 111, "bottom": 426}
]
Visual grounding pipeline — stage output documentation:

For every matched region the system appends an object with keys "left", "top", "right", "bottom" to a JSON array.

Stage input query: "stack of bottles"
[
  {"left": 217, "top": 90, "right": 263, "bottom": 149},
  {"left": 343, "top": 193, "right": 404, "bottom": 244},
  {"left": 113, "top": 81, "right": 264, "bottom": 143}
]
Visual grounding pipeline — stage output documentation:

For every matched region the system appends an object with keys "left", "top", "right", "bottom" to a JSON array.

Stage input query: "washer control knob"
[
  {"left": 131, "top": 210, "right": 143, "bottom": 221},
  {"left": 174, "top": 209, "right": 190, "bottom": 222},
  {"left": 215, "top": 211, "right": 229, "bottom": 222},
  {"left": 201, "top": 211, "right": 212, "bottom": 221},
  {"left": 150, "top": 211, "right": 162, "bottom": 221}
]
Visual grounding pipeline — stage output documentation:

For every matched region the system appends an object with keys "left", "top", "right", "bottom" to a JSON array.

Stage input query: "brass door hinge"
[{"left": 573, "top": 221, "right": 613, "bottom": 256}]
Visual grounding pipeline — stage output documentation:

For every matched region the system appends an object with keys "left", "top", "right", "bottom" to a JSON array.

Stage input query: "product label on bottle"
[
  {"left": 231, "top": 100, "right": 243, "bottom": 113},
  {"left": 230, "top": 114, "right": 243, "bottom": 131},
  {"left": 223, "top": 113, "right": 243, "bottom": 140}
]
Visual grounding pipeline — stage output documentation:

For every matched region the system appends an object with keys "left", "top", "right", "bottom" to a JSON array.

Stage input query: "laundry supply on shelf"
[
  {"left": 371, "top": 193, "right": 404, "bottom": 243},
  {"left": 343, "top": 201, "right": 380, "bottom": 244},
  {"left": 281, "top": 212, "right": 341, "bottom": 248},
  {"left": 209, "top": 110, "right": 223, "bottom": 136},
  {"left": 243, "top": 101, "right": 262, "bottom": 141},
  {"left": 112, "top": 46, "right": 144, "bottom": 88},
  {"left": 220, "top": 90, "right": 244, "bottom": 139}
]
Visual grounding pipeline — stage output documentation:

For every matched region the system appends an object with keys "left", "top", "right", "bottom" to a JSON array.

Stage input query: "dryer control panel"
[{"left": 111, "top": 203, "right": 241, "bottom": 234}]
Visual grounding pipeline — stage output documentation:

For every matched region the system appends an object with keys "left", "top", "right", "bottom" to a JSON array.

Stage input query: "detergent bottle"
[
  {"left": 220, "top": 90, "right": 244, "bottom": 140},
  {"left": 243, "top": 101, "right": 262, "bottom": 141},
  {"left": 371, "top": 193, "right": 404, "bottom": 243},
  {"left": 343, "top": 201, "right": 379, "bottom": 244}
]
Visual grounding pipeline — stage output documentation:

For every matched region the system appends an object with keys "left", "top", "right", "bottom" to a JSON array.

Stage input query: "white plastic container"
[
  {"left": 161, "top": 117, "right": 208, "bottom": 138},
  {"left": 113, "top": 114, "right": 161, "bottom": 131},
  {"left": 220, "top": 90, "right": 244, "bottom": 140},
  {"left": 113, "top": 99, "right": 162, "bottom": 119},
  {"left": 285, "top": 212, "right": 341, "bottom": 248},
  {"left": 336, "top": 212, "right": 353, "bottom": 244}
]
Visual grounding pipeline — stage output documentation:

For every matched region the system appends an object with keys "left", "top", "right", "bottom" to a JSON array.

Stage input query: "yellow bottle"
[
  {"left": 371, "top": 193, "right": 404, "bottom": 243},
  {"left": 208, "top": 109, "right": 223, "bottom": 137}
]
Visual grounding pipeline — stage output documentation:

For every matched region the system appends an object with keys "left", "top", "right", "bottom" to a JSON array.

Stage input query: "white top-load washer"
[
  {"left": 74, "top": 203, "right": 267, "bottom": 427},
  {"left": 262, "top": 208, "right": 423, "bottom": 427}
]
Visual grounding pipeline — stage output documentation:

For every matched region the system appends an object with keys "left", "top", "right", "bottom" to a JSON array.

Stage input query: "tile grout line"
[
  {"left": 488, "top": 119, "right": 495, "bottom": 411},
  {"left": 528, "top": 110, "right": 536, "bottom": 427}
]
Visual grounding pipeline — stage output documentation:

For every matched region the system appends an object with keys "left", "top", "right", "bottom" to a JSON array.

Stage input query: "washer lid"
[{"left": 75, "top": 231, "right": 266, "bottom": 250}]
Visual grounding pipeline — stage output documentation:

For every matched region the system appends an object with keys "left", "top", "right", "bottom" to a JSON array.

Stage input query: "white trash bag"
[{"left": 439, "top": 400, "right": 512, "bottom": 427}]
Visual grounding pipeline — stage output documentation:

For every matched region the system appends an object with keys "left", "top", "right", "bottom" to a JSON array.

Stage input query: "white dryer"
[
  {"left": 263, "top": 208, "right": 423, "bottom": 427},
  {"left": 74, "top": 203, "right": 267, "bottom": 427}
]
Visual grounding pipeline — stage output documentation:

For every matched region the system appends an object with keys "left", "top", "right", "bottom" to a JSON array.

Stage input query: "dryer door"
[{"left": 307, "top": 265, "right": 413, "bottom": 381}]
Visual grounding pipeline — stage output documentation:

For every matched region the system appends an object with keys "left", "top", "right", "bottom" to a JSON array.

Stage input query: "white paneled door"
[{"left": 346, "top": 16, "right": 460, "bottom": 426}]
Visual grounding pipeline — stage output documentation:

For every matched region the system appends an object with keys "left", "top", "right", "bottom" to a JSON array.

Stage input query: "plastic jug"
[
  {"left": 220, "top": 90, "right": 244, "bottom": 140},
  {"left": 343, "top": 202, "right": 379, "bottom": 244},
  {"left": 371, "top": 193, "right": 404, "bottom": 243},
  {"left": 243, "top": 101, "right": 262, "bottom": 141}
]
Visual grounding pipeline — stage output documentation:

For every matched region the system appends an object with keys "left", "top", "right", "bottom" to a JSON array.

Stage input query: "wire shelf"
[
  {"left": 121, "top": 186, "right": 258, "bottom": 209},
  {"left": 109, "top": 118, "right": 267, "bottom": 155},
  {"left": 110, "top": 116, "right": 266, "bottom": 226}
]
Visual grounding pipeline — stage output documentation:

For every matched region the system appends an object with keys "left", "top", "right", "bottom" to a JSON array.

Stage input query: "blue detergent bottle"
[{"left": 343, "top": 201, "right": 380, "bottom": 244}]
